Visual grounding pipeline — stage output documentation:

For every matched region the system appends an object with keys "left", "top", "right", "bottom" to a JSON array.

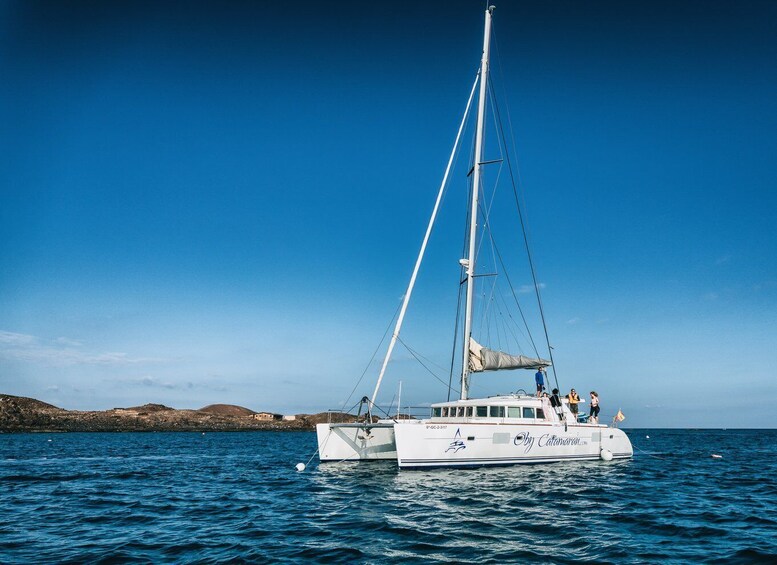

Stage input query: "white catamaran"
[{"left": 316, "top": 6, "right": 633, "bottom": 469}]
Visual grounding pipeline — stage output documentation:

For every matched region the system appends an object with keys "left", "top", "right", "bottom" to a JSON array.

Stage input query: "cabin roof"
[{"left": 431, "top": 395, "right": 543, "bottom": 408}]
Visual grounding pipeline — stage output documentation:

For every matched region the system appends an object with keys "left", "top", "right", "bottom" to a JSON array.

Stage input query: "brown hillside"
[
  {"left": 0, "top": 393, "right": 358, "bottom": 432},
  {"left": 125, "top": 403, "right": 175, "bottom": 412},
  {"left": 198, "top": 404, "right": 256, "bottom": 417},
  {"left": 0, "top": 394, "right": 62, "bottom": 411},
  {"left": 303, "top": 412, "right": 361, "bottom": 425}
]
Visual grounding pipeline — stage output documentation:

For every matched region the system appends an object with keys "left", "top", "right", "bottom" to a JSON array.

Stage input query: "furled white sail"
[{"left": 468, "top": 338, "right": 551, "bottom": 372}]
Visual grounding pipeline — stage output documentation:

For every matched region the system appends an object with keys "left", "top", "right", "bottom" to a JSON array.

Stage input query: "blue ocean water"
[{"left": 1, "top": 430, "right": 776, "bottom": 563}]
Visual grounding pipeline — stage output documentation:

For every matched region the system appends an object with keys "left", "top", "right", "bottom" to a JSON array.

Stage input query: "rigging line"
[
  {"left": 302, "top": 430, "right": 332, "bottom": 470},
  {"left": 487, "top": 26, "right": 541, "bottom": 357},
  {"left": 441, "top": 65, "right": 476, "bottom": 403},
  {"left": 340, "top": 300, "right": 402, "bottom": 413},
  {"left": 492, "top": 284, "right": 530, "bottom": 353},
  {"left": 397, "top": 336, "right": 461, "bottom": 395},
  {"left": 481, "top": 275, "right": 499, "bottom": 346},
  {"left": 478, "top": 220, "right": 511, "bottom": 353},
  {"left": 491, "top": 22, "right": 528, "bottom": 217},
  {"left": 477, "top": 177, "right": 506, "bottom": 349},
  {"left": 492, "top": 289, "right": 509, "bottom": 352},
  {"left": 455, "top": 135, "right": 477, "bottom": 399},
  {"left": 489, "top": 79, "right": 559, "bottom": 391},
  {"left": 631, "top": 442, "right": 667, "bottom": 461},
  {"left": 436, "top": 72, "right": 477, "bottom": 226},
  {"left": 477, "top": 280, "right": 489, "bottom": 338},
  {"left": 475, "top": 93, "right": 502, "bottom": 262},
  {"left": 398, "top": 337, "right": 449, "bottom": 373},
  {"left": 476, "top": 198, "right": 542, "bottom": 358},
  {"left": 488, "top": 74, "right": 540, "bottom": 357},
  {"left": 471, "top": 110, "right": 504, "bottom": 274},
  {"left": 476, "top": 202, "right": 498, "bottom": 338},
  {"left": 344, "top": 397, "right": 369, "bottom": 415},
  {"left": 488, "top": 78, "right": 506, "bottom": 171},
  {"left": 368, "top": 401, "right": 395, "bottom": 419},
  {"left": 447, "top": 277, "right": 465, "bottom": 402},
  {"left": 370, "top": 71, "right": 480, "bottom": 408},
  {"left": 494, "top": 294, "right": 513, "bottom": 352},
  {"left": 385, "top": 392, "right": 397, "bottom": 419},
  {"left": 473, "top": 89, "right": 507, "bottom": 349}
]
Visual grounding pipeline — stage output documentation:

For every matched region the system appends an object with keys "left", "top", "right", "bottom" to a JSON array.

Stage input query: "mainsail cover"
[{"left": 468, "top": 338, "right": 551, "bottom": 372}]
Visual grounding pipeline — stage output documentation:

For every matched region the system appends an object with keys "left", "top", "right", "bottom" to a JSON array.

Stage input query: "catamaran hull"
[
  {"left": 394, "top": 421, "right": 632, "bottom": 469},
  {"left": 316, "top": 422, "right": 397, "bottom": 461}
]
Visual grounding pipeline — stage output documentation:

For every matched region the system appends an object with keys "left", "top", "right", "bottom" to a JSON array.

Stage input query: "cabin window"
[
  {"left": 523, "top": 407, "right": 535, "bottom": 419},
  {"left": 432, "top": 407, "right": 441, "bottom": 418},
  {"left": 457, "top": 407, "right": 465, "bottom": 417},
  {"left": 490, "top": 406, "right": 505, "bottom": 418},
  {"left": 442, "top": 407, "right": 449, "bottom": 417},
  {"left": 507, "top": 407, "right": 521, "bottom": 418},
  {"left": 465, "top": 406, "right": 473, "bottom": 417},
  {"left": 536, "top": 408, "right": 545, "bottom": 419},
  {"left": 476, "top": 406, "right": 488, "bottom": 417}
]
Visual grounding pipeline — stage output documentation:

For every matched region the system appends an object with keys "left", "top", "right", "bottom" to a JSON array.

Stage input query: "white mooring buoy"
[
  {"left": 600, "top": 449, "right": 613, "bottom": 461},
  {"left": 295, "top": 463, "right": 306, "bottom": 472}
]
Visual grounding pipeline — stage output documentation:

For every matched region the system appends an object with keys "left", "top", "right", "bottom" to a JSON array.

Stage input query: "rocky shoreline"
[{"left": 0, "top": 394, "right": 356, "bottom": 433}]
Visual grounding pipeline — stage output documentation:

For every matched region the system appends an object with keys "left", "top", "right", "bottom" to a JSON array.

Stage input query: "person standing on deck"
[
  {"left": 540, "top": 392, "right": 554, "bottom": 422},
  {"left": 535, "top": 368, "right": 545, "bottom": 397},
  {"left": 589, "top": 391, "right": 600, "bottom": 424},
  {"left": 567, "top": 389, "right": 581, "bottom": 421},
  {"left": 550, "top": 388, "right": 563, "bottom": 419}
]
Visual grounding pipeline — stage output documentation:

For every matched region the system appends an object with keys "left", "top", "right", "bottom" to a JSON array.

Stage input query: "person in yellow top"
[{"left": 566, "top": 388, "right": 581, "bottom": 422}]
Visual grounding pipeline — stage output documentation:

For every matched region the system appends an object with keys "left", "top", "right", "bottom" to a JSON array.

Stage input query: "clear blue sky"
[{"left": 1, "top": 1, "right": 775, "bottom": 427}]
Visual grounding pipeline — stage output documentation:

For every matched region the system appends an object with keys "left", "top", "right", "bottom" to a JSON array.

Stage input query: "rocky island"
[{"left": 0, "top": 394, "right": 356, "bottom": 433}]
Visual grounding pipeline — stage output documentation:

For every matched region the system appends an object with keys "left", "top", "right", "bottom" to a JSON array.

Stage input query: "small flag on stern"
[{"left": 614, "top": 409, "right": 626, "bottom": 422}]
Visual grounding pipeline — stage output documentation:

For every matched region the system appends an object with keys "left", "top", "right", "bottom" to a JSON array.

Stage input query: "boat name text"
[{"left": 514, "top": 432, "right": 588, "bottom": 453}]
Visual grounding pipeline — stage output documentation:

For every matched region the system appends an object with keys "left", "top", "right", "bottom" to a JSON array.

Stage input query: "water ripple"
[{"left": 1, "top": 430, "right": 776, "bottom": 562}]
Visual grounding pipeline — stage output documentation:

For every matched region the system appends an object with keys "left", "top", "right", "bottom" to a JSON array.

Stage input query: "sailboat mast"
[{"left": 461, "top": 6, "right": 494, "bottom": 401}]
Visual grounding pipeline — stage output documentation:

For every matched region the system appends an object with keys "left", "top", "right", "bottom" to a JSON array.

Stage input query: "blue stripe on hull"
[{"left": 399, "top": 452, "right": 632, "bottom": 469}]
